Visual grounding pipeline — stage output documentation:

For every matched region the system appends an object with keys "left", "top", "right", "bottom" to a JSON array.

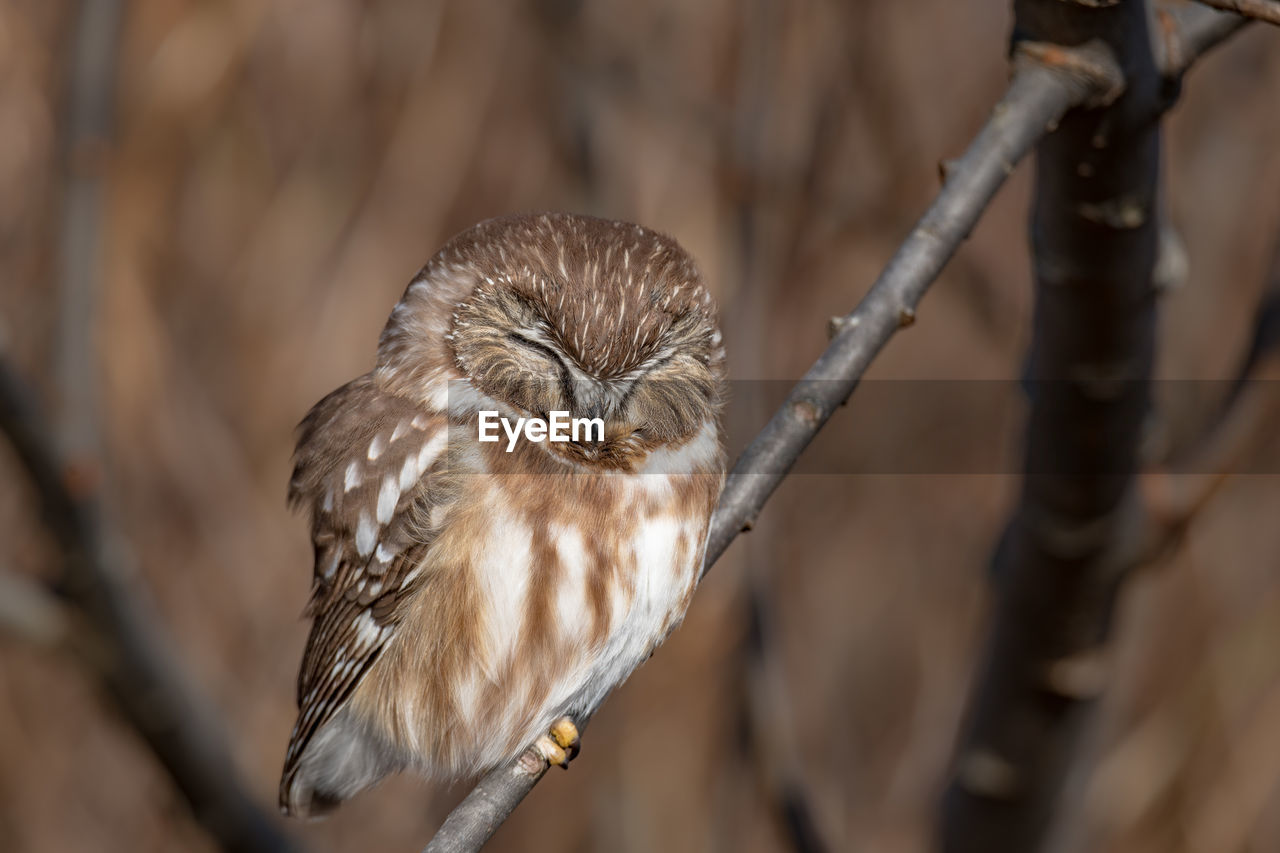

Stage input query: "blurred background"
[{"left": 1, "top": 1, "right": 1279, "bottom": 851}]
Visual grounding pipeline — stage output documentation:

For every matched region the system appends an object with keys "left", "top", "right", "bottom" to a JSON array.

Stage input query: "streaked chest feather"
[
  {"left": 469, "top": 472, "right": 707, "bottom": 666},
  {"left": 350, "top": 425, "right": 721, "bottom": 773}
]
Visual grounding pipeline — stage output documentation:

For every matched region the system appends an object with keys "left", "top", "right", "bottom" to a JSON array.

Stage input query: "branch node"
[
  {"left": 956, "top": 748, "right": 1021, "bottom": 800},
  {"left": 1076, "top": 195, "right": 1147, "bottom": 230},
  {"left": 1040, "top": 647, "right": 1110, "bottom": 701},
  {"left": 790, "top": 399, "right": 823, "bottom": 427},
  {"left": 1027, "top": 503, "right": 1122, "bottom": 560},
  {"left": 826, "top": 314, "right": 857, "bottom": 339},
  {"left": 1155, "top": 7, "right": 1188, "bottom": 75},
  {"left": 897, "top": 307, "right": 917, "bottom": 328},
  {"left": 0, "top": 571, "right": 70, "bottom": 648},
  {"left": 1154, "top": 223, "right": 1190, "bottom": 293},
  {"left": 1069, "top": 359, "right": 1137, "bottom": 401},
  {"left": 1015, "top": 39, "right": 1126, "bottom": 108},
  {"left": 63, "top": 456, "right": 103, "bottom": 499},
  {"left": 937, "top": 158, "right": 959, "bottom": 185}
]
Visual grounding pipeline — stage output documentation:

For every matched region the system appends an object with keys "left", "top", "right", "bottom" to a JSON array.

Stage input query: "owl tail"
[{"left": 280, "top": 708, "right": 402, "bottom": 818}]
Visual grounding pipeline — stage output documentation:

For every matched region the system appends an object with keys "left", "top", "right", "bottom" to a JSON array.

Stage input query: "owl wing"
[{"left": 281, "top": 375, "right": 449, "bottom": 782}]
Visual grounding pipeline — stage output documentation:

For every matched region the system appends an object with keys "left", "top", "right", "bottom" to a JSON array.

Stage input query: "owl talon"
[
  {"left": 534, "top": 734, "right": 569, "bottom": 768},
  {"left": 550, "top": 717, "right": 580, "bottom": 759}
]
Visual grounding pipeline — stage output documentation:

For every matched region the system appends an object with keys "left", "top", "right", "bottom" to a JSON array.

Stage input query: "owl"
[{"left": 280, "top": 213, "right": 726, "bottom": 816}]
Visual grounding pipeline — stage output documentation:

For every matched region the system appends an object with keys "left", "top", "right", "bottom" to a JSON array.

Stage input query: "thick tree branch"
[
  {"left": 939, "top": 1, "right": 1168, "bottom": 850},
  {"left": 423, "top": 47, "right": 1103, "bottom": 853},
  {"left": 1193, "top": 0, "right": 1280, "bottom": 26}
]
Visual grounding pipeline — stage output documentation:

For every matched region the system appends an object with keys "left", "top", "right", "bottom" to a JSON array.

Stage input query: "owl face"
[{"left": 436, "top": 215, "right": 724, "bottom": 467}]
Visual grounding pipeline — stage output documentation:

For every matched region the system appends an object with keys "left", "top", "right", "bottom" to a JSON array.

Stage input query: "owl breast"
[{"left": 346, "top": 417, "right": 723, "bottom": 777}]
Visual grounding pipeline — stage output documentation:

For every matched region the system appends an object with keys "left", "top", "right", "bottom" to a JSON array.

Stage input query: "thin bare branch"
[
  {"left": 0, "top": 569, "right": 70, "bottom": 648},
  {"left": 1142, "top": 237, "right": 1280, "bottom": 543},
  {"left": 423, "top": 46, "right": 1102, "bottom": 853},
  {"left": 1192, "top": 0, "right": 1280, "bottom": 26},
  {"left": 55, "top": 0, "right": 122, "bottom": 459},
  {"left": 741, "top": 583, "right": 830, "bottom": 853},
  {"left": 0, "top": 362, "right": 299, "bottom": 853},
  {"left": 1155, "top": 2, "right": 1255, "bottom": 78},
  {"left": 723, "top": 3, "right": 834, "bottom": 847},
  {"left": 7, "top": 1, "right": 300, "bottom": 849}
]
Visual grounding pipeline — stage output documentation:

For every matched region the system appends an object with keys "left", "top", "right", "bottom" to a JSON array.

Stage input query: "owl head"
[{"left": 374, "top": 213, "right": 724, "bottom": 468}]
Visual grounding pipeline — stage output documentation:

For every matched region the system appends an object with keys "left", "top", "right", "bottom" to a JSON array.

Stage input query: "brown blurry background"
[{"left": 2, "top": 1, "right": 1279, "bottom": 851}]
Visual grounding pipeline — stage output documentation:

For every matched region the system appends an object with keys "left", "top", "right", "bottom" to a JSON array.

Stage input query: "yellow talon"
[
  {"left": 530, "top": 718, "right": 580, "bottom": 769},
  {"left": 550, "top": 717, "right": 580, "bottom": 753},
  {"left": 534, "top": 734, "right": 568, "bottom": 768}
]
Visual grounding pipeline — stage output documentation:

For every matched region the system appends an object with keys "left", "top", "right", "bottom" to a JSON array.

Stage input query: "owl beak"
[{"left": 584, "top": 403, "right": 606, "bottom": 422}]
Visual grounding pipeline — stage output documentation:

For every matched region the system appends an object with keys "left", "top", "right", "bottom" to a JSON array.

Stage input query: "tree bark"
[{"left": 940, "top": 1, "right": 1165, "bottom": 850}]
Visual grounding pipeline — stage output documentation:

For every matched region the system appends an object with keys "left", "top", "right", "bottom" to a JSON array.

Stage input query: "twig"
[
  {"left": 1155, "top": 2, "right": 1255, "bottom": 80},
  {"left": 12, "top": 1, "right": 299, "bottom": 849},
  {"left": 741, "top": 584, "right": 830, "bottom": 853},
  {"left": 0, "top": 362, "right": 299, "bottom": 853},
  {"left": 1141, "top": 236, "right": 1280, "bottom": 545},
  {"left": 424, "top": 46, "right": 1101, "bottom": 853},
  {"left": 55, "top": 0, "right": 122, "bottom": 458},
  {"left": 1192, "top": 0, "right": 1280, "bottom": 26},
  {"left": 0, "top": 569, "right": 70, "bottom": 648},
  {"left": 723, "top": 3, "right": 833, "bottom": 848}
]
